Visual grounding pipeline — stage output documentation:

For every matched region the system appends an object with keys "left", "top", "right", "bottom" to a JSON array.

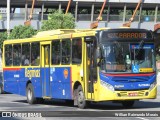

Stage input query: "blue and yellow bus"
[{"left": 3, "top": 28, "right": 157, "bottom": 108}]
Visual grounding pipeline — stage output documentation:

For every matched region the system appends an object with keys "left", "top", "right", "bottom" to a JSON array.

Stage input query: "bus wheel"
[
  {"left": 26, "top": 83, "right": 37, "bottom": 104},
  {"left": 77, "top": 85, "right": 87, "bottom": 109},
  {"left": 121, "top": 101, "right": 135, "bottom": 108}
]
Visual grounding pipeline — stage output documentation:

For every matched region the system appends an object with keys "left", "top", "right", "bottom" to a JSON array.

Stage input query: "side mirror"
[
  {"left": 154, "top": 23, "right": 160, "bottom": 32},
  {"left": 84, "top": 36, "right": 95, "bottom": 43},
  {"left": 154, "top": 24, "right": 160, "bottom": 49},
  {"left": 95, "top": 47, "right": 102, "bottom": 67},
  {"left": 96, "top": 47, "right": 101, "bottom": 59}
]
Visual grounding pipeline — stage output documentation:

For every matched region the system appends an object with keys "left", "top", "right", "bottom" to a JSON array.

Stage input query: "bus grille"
[{"left": 117, "top": 91, "right": 146, "bottom": 97}]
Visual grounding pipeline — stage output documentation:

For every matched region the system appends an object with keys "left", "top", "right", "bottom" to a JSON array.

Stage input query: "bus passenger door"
[
  {"left": 41, "top": 43, "right": 51, "bottom": 97},
  {"left": 84, "top": 42, "right": 96, "bottom": 100}
]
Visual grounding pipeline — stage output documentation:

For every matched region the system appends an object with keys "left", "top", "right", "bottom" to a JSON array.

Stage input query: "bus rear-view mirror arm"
[
  {"left": 96, "top": 47, "right": 104, "bottom": 67},
  {"left": 154, "top": 23, "right": 160, "bottom": 32},
  {"left": 84, "top": 36, "right": 95, "bottom": 43},
  {"left": 96, "top": 47, "right": 101, "bottom": 59}
]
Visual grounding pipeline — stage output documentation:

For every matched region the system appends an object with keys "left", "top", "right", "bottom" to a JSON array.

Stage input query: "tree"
[
  {"left": 9, "top": 25, "right": 36, "bottom": 39},
  {"left": 41, "top": 10, "right": 76, "bottom": 31},
  {"left": 0, "top": 32, "right": 7, "bottom": 50}
]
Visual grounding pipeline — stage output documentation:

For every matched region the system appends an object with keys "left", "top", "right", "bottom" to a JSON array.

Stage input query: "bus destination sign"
[
  {"left": 107, "top": 32, "right": 147, "bottom": 39},
  {"left": 100, "top": 29, "right": 153, "bottom": 41}
]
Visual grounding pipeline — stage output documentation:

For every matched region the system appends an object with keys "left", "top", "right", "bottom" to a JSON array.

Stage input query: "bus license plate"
[{"left": 128, "top": 92, "right": 138, "bottom": 96}]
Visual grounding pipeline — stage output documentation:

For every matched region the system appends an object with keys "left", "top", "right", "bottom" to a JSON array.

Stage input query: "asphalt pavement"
[{"left": 0, "top": 86, "right": 160, "bottom": 120}]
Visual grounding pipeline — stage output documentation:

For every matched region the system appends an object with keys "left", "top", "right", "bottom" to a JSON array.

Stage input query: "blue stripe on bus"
[
  {"left": 99, "top": 72, "right": 156, "bottom": 90},
  {"left": 3, "top": 67, "right": 72, "bottom": 100}
]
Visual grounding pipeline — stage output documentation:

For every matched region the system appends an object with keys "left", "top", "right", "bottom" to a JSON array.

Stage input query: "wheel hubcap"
[
  {"left": 78, "top": 91, "right": 84, "bottom": 104},
  {"left": 28, "top": 89, "right": 32, "bottom": 100}
]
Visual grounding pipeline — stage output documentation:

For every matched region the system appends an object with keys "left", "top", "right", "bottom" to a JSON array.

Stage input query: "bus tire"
[
  {"left": 122, "top": 100, "right": 135, "bottom": 108},
  {"left": 77, "top": 85, "right": 87, "bottom": 109},
  {"left": 26, "top": 83, "right": 37, "bottom": 104}
]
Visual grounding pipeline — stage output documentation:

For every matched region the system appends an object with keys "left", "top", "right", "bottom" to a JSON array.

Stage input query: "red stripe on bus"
[
  {"left": 3, "top": 68, "right": 21, "bottom": 71},
  {"left": 102, "top": 72, "right": 155, "bottom": 77}
]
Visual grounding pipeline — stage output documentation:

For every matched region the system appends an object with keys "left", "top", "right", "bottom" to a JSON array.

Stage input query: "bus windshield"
[{"left": 100, "top": 42, "right": 156, "bottom": 73}]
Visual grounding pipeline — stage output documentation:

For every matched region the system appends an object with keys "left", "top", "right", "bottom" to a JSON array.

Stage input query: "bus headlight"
[
  {"left": 149, "top": 82, "right": 156, "bottom": 91},
  {"left": 100, "top": 80, "right": 114, "bottom": 92}
]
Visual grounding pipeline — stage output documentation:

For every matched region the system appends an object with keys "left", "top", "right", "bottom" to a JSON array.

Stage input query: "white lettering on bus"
[{"left": 25, "top": 68, "right": 40, "bottom": 79}]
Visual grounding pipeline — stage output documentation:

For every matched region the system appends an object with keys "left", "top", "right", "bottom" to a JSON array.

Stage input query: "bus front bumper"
[{"left": 95, "top": 85, "right": 157, "bottom": 101}]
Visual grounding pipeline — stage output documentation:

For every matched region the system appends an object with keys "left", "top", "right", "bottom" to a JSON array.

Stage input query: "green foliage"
[
  {"left": 0, "top": 32, "right": 7, "bottom": 50},
  {"left": 9, "top": 25, "right": 36, "bottom": 39},
  {"left": 48, "top": 9, "right": 57, "bottom": 13},
  {"left": 79, "top": 9, "right": 90, "bottom": 14},
  {"left": 141, "top": 10, "right": 155, "bottom": 16},
  {"left": 41, "top": 10, "right": 76, "bottom": 31}
]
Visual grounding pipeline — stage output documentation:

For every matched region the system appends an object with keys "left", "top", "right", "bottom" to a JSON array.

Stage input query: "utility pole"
[{"left": 7, "top": 0, "right": 10, "bottom": 36}]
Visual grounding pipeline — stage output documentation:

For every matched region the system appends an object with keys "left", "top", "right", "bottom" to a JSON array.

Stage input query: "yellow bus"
[{"left": 3, "top": 28, "right": 157, "bottom": 109}]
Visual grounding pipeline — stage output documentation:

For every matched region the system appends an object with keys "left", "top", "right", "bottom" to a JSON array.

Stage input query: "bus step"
[
  {"left": 43, "top": 96, "right": 51, "bottom": 99},
  {"left": 87, "top": 99, "right": 94, "bottom": 101}
]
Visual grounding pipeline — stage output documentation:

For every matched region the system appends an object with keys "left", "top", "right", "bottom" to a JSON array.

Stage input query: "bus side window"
[
  {"left": 52, "top": 40, "right": 60, "bottom": 65},
  {"left": 31, "top": 42, "right": 40, "bottom": 66},
  {"left": 22, "top": 43, "right": 30, "bottom": 66},
  {"left": 62, "top": 39, "right": 71, "bottom": 65},
  {"left": 72, "top": 38, "right": 82, "bottom": 64},
  {"left": 13, "top": 44, "right": 21, "bottom": 66},
  {"left": 5, "top": 45, "right": 12, "bottom": 66}
]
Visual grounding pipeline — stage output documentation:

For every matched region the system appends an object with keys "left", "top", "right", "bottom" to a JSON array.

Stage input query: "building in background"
[
  {"left": 0, "top": 8, "right": 6, "bottom": 13},
  {"left": 20, "top": 8, "right": 41, "bottom": 14},
  {"left": 0, "top": 0, "right": 160, "bottom": 30}
]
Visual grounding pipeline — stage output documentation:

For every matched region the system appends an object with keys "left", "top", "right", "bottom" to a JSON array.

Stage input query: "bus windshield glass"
[{"left": 100, "top": 42, "right": 155, "bottom": 73}]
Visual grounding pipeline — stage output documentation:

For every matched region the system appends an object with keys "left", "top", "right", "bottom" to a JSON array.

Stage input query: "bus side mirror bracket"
[
  {"left": 96, "top": 47, "right": 103, "bottom": 67},
  {"left": 84, "top": 36, "right": 95, "bottom": 43},
  {"left": 96, "top": 47, "right": 101, "bottom": 59},
  {"left": 154, "top": 23, "right": 160, "bottom": 33}
]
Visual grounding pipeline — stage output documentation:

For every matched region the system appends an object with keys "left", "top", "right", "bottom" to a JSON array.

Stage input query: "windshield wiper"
[{"left": 135, "top": 40, "right": 144, "bottom": 56}]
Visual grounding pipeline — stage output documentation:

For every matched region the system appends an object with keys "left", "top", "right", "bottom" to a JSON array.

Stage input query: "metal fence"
[
  {"left": 0, "top": 13, "right": 48, "bottom": 20},
  {"left": 0, "top": 13, "right": 158, "bottom": 22}
]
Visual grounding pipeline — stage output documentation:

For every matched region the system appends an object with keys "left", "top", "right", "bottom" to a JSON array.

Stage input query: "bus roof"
[
  {"left": 3, "top": 28, "right": 109, "bottom": 44},
  {"left": 3, "top": 28, "right": 151, "bottom": 44},
  {"left": 34, "top": 28, "right": 110, "bottom": 37},
  {"left": 3, "top": 29, "right": 90, "bottom": 44}
]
